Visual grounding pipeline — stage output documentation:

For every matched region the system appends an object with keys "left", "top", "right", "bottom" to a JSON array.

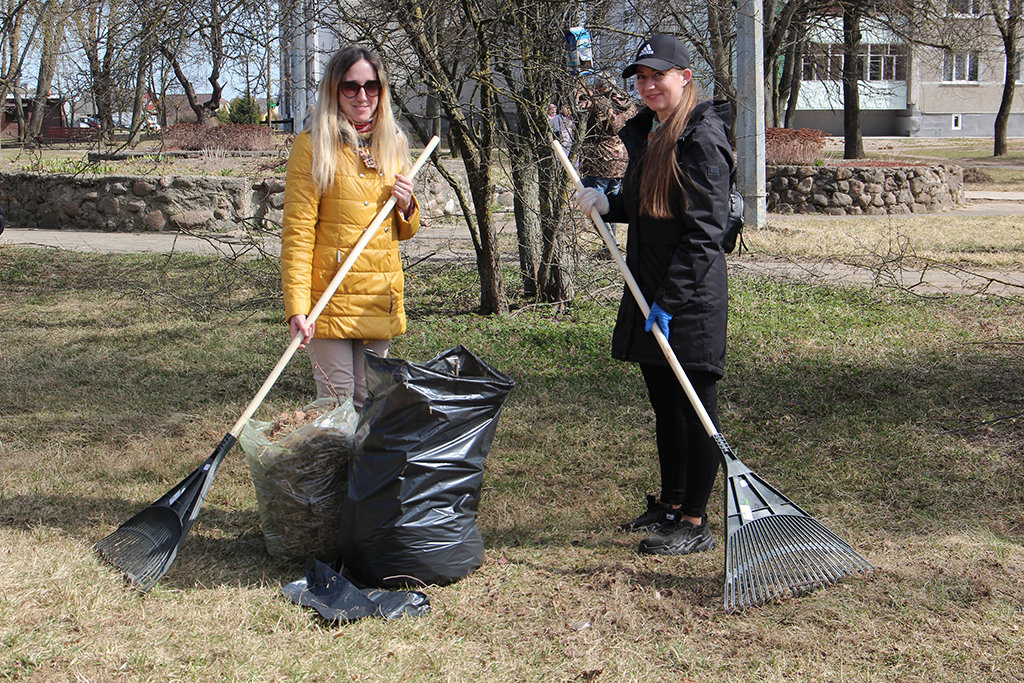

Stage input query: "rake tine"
[
  {"left": 727, "top": 514, "right": 873, "bottom": 611},
  {"left": 762, "top": 518, "right": 832, "bottom": 589}
]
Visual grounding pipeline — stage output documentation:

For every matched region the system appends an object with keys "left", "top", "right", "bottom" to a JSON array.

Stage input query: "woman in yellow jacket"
[{"left": 281, "top": 45, "right": 420, "bottom": 410}]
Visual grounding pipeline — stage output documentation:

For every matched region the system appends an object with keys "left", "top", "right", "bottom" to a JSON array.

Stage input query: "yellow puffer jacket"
[{"left": 281, "top": 130, "right": 419, "bottom": 340}]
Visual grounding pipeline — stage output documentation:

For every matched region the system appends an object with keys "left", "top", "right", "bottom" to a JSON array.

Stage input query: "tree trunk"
[
  {"left": 533, "top": 149, "right": 573, "bottom": 306},
  {"left": 994, "top": 50, "right": 1015, "bottom": 157},
  {"left": 161, "top": 46, "right": 209, "bottom": 125},
  {"left": 785, "top": 20, "right": 808, "bottom": 129},
  {"left": 511, "top": 158, "right": 541, "bottom": 298},
  {"left": 128, "top": 11, "right": 157, "bottom": 146},
  {"left": 467, "top": 164, "right": 507, "bottom": 314},
  {"left": 28, "top": 0, "right": 71, "bottom": 138},
  {"left": 992, "top": 0, "right": 1021, "bottom": 156},
  {"left": 842, "top": 2, "right": 864, "bottom": 159}
]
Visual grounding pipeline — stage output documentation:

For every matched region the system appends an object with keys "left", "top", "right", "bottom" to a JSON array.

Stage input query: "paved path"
[
  {"left": 3, "top": 192, "right": 1023, "bottom": 297},
  {"left": 3, "top": 191, "right": 1022, "bottom": 254}
]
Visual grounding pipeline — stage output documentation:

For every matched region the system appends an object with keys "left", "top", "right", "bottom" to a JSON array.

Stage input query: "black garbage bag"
[
  {"left": 282, "top": 558, "right": 429, "bottom": 622},
  {"left": 337, "top": 345, "right": 514, "bottom": 588}
]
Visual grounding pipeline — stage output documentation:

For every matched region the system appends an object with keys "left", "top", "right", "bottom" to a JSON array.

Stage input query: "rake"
[
  {"left": 552, "top": 140, "right": 873, "bottom": 612},
  {"left": 95, "top": 136, "right": 441, "bottom": 591}
]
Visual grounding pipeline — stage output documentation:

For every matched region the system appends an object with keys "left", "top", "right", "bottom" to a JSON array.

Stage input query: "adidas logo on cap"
[{"left": 638, "top": 43, "right": 655, "bottom": 57}]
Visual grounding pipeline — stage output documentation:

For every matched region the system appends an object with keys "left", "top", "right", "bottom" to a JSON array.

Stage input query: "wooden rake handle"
[
  {"left": 551, "top": 139, "right": 721, "bottom": 440},
  {"left": 226, "top": 135, "right": 442, "bottom": 437}
]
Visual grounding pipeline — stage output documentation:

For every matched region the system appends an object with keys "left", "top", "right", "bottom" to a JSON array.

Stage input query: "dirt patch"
[{"left": 963, "top": 167, "right": 996, "bottom": 183}]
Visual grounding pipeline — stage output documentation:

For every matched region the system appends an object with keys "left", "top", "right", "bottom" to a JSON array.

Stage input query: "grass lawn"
[{"left": 2, "top": 218, "right": 1023, "bottom": 681}]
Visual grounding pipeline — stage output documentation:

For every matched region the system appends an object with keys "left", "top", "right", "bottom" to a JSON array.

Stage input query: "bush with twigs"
[
  {"left": 766, "top": 127, "right": 828, "bottom": 166},
  {"left": 161, "top": 123, "right": 283, "bottom": 151}
]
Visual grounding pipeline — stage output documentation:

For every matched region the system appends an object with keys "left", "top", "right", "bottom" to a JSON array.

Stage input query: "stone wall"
[
  {"left": 767, "top": 164, "right": 964, "bottom": 215},
  {"left": 0, "top": 164, "right": 471, "bottom": 234}
]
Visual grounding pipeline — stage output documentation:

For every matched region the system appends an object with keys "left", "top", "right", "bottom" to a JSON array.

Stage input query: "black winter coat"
[{"left": 604, "top": 100, "right": 734, "bottom": 377}]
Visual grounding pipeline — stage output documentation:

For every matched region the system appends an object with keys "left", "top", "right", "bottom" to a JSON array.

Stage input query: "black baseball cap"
[{"left": 622, "top": 34, "right": 691, "bottom": 78}]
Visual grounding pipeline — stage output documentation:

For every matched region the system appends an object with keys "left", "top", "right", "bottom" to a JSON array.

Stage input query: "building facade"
[{"left": 790, "top": 10, "right": 1024, "bottom": 137}]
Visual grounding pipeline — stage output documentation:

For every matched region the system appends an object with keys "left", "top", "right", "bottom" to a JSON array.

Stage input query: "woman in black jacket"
[{"left": 577, "top": 34, "right": 734, "bottom": 556}]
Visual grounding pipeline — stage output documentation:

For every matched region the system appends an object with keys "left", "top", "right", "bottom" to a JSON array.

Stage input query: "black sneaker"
[
  {"left": 637, "top": 514, "right": 717, "bottom": 556},
  {"left": 619, "top": 494, "right": 671, "bottom": 533}
]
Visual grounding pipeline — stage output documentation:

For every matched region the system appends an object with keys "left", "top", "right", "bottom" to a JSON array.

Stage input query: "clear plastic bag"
[{"left": 241, "top": 398, "right": 358, "bottom": 561}]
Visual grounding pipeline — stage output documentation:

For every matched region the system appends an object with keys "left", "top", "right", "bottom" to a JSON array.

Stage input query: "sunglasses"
[{"left": 339, "top": 80, "right": 381, "bottom": 98}]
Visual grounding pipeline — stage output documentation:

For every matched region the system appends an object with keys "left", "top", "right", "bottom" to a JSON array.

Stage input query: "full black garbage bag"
[{"left": 337, "top": 345, "right": 514, "bottom": 588}]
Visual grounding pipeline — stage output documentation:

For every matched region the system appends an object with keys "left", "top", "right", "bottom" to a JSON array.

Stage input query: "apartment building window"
[
  {"left": 802, "top": 43, "right": 907, "bottom": 81},
  {"left": 866, "top": 44, "right": 908, "bottom": 80},
  {"left": 1016, "top": 53, "right": 1023, "bottom": 83},
  {"left": 948, "top": 0, "right": 982, "bottom": 15},
  {"left": 803, "top": 43, "right": 845, "bottom": 81},
  {"left": 943, "top": 50, "right": 980, "bottom": 81}
]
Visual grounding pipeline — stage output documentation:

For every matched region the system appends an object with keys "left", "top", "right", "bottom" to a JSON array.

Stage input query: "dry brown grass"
[
  {"left": 748, "top": 213, "right": 1024, "bottom": 268},
  {"left": 3, "top": 140, "right": 1024, "bottom": 681}
]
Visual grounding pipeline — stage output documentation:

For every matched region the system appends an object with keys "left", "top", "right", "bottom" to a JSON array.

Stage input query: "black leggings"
[{"left": 639, "top": 365, "right": 721, "bottom": 519}]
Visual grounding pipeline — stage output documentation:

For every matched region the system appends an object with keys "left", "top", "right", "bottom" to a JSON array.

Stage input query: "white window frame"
[
  {"left": 801, "top": 43, "right": 907, "bottom": 82},
  {"left": 948, "top": 0, "right": 983, "bottom": 16},
  {"left": 943, "top": 49, "right": 980, "bottom": 82}
]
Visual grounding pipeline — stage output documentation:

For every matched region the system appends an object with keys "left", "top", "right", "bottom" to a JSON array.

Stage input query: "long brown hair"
[
  {"left": 308, "top": 46, "right": 410, "bottom": 193},
  {"left": 637, "top": 72, "right": 699, "bottom": 219}
]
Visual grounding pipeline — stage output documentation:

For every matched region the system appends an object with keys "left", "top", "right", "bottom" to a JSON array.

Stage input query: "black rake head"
[{"left": 94, "top": 506, "right": 184, "bottom": 592}]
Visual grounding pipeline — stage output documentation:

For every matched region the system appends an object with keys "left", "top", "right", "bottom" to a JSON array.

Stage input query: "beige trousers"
[{"left": 306, "top": 338, "right": 390, "bottom": 411}]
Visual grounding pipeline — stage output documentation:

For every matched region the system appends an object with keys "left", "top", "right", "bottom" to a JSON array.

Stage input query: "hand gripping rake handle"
[
  {"left": 226, "top": 134, "right": 441, "bottom": 438},
  {"left": 551, "top": 139, "right": 722, "bottom": 442}
]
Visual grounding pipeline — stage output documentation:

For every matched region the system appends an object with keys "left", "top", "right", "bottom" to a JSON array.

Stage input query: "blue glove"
[{"left": 645, "top": 302, "right": 672, "bottom": 340}]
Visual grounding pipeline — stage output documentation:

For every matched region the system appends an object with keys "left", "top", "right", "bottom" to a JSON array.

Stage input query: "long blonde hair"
[
  {"left": 637, "top": 71, "right": 699, "bottom": 219},
  {"left": 308, "top": 46, "right": 411, "bottom": 194}
]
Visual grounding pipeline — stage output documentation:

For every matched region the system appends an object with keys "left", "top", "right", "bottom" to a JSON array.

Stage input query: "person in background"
[
  {"left": 281, "top": 45, "right": 420, "bottom": 411},
  {"left": 548, "top": 103, "right": 573, "bottom": 152},
  {"left": 576, "top": 34, "right": 734, "bottom": 556},
  {"left": 577, "top": 73, "right": 636, "bottom": 252},
  {"left": 577, "top": 73, "right": 636, "bottom": 198}
]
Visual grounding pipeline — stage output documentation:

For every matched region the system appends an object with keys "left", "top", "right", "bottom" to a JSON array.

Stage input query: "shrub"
[
  {"left": 766, "top": 127, "right": 828, "bottom": 166},
  {"left": 161, "top": 123, "right": 283, "bottom": 151},
  {"left": 229, "top": 96, "right": 263, "bottom": 124}
]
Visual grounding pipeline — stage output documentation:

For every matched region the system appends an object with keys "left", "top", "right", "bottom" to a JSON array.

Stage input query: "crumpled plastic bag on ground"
[
  {"left": 241, "top": 397, "right": 358, "bottom": 561},
  {"left": 337, "top": 345, "right": 515, "bottom": 588},
  {"left": 282, "top": 558, "right": 429, "bottom": 622}
]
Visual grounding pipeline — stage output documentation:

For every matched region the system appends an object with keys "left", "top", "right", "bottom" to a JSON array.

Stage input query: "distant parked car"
[{"left": 76, "top": 117, "right": 101, "bottom": 129}]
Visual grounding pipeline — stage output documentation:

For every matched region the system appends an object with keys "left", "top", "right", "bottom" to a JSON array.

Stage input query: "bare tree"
[
  {"left": 322, "top": 0, "right": 595, "bottom": 313},
  {"left": 1, "top": 0, "right": 37, "bottom": 139},
  {"left": 157, "top": 0, "right": 243, "bottom": 125},
  {"left": 72, "top": 0, "right": 138, "bottom": 136},
  {"left": 27, "top": 0, "right": 74, "bottom": 139},
  {"left": 394, "top": 0, "right": 509, "bottom": 314},
  {"left": 991, "top": 0, "right": 1023, "bottom": 156}
]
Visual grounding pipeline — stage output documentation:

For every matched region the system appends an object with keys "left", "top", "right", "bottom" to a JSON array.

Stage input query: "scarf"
[{"left": 351, "top": 119, "right": 378, "bottom": 169}]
